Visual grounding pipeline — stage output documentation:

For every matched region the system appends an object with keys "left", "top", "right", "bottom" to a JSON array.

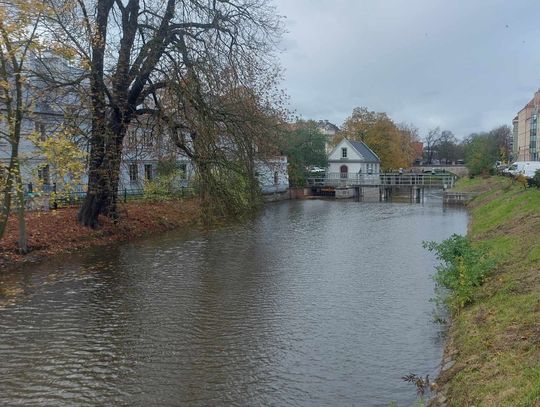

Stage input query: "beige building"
[
  {"left": 513, "top": 90, "right": 540, "bottom": 161},
  {"left": 317, "top": 120, "right": 340, "bottom": 153}
]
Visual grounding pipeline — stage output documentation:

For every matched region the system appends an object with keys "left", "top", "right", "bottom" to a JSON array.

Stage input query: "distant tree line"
[
  {"left": 281, "top": 108, "right": 513, "bottom": 181},
  {"left": 422, "top": 125, "right": 511, "bottom": 176}
]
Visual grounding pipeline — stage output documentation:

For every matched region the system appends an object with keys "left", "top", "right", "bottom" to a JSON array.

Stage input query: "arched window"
[
  {"left": 274, "top": 171, "right": 279, "bottom": 185},
  {"left": 340, "top": 165, "right": 348, "bottom": 178}
]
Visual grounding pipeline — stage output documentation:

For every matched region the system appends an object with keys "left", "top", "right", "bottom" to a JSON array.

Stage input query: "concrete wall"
[{"left": 335, "top": 188, "right": 355, "bottom": 199}]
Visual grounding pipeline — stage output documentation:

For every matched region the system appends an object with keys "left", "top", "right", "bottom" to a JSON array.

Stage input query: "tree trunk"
[
  {"left": 0, "top": 137, "right": 21, "bottom": 240},
  {"left": 14, "top": 162, "right": 27, "bottom": 253},
  {"left": 0, "top": 165, "right": 15, "bottom": 240},
  {"left": 77, "top": 114, "right": 127, "bottom": 228}
]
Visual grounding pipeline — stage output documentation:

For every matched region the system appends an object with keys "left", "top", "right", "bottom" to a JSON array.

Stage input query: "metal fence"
[{"left": 22, "top": 182, "right": 195, "bottom": 211}]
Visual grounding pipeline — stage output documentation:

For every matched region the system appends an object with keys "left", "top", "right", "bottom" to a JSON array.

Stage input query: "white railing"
[{"left": 307, "top": 172, "right": 456, "bottom": 188}]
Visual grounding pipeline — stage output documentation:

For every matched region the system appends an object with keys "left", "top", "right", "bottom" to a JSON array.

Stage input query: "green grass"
[
  {"left": 450, "top": 176, "right": 490, "bottom": 192},
  {"left": 438, "top": 176, "right": 540, "bottom": 406}
]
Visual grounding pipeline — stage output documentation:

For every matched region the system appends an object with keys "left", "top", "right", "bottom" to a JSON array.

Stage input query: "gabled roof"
[
  {"left": 348, "top": 140, "right": 380, "bottom": 163},
  {"left": 317, "top": 119, "right": 340, "bottom": 132}
]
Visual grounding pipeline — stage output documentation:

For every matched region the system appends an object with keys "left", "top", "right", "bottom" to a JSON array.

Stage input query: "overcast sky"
[{"left": 273, "top": 0, "right": 540, "bottom": 139}]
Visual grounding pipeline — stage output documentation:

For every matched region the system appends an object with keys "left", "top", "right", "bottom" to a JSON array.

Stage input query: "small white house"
[{"left": 327, "top": 138, "right": 381, "bottom": 180}]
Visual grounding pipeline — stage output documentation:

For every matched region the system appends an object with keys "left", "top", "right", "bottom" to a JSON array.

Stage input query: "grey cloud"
[{"left": 273, "top": 0, "right": 540, "bottom": 138}]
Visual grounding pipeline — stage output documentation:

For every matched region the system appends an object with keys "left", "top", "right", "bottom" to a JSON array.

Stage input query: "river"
[{"left": 0, "top": 196, "right": 467, "bottom": 406}]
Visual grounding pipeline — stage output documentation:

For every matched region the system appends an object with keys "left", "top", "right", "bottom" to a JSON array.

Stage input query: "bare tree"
[
  {"left": 42, "top": 0, "right": 283, "bottom": 228},
  {"left": 489, "top": 125, "right": 512, "bottom": 162},
  {"left": 437, "top": 130, "right": 458, "bottom": 164},
  {"left": 0, "top": 0, "right": 44, "bottom": 252},
  {"left": 424, "top": 127, "right": 442, "bottom": 164},
  {"left": 159, "top": 66, "right": 287, "bottom": 219}
]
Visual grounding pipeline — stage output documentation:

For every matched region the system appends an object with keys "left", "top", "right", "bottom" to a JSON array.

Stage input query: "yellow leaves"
[
  {"left": 342, "top": 107, "right": 417, "bottom": 170},
  {"left": 0, "top": 0, "right": 48, "bottom": 55},
  {"left": 80, "top": 57, "right": 92, "bottom": 70},
  {"left": 29, "top": 126, "right": 87, "bottom": 196},
  {"left": 49, "top": 42, "right": 77, "bottom": 62}
]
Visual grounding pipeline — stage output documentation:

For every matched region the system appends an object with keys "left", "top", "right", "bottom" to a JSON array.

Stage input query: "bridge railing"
[
  {"left": 307, "top": 172, "right": 456, "bottom": 188},
  {"left": 322, "top": 173, "right": 380, "bottom": 186}
]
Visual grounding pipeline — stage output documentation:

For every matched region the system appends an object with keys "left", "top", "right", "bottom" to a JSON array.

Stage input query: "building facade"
[
  {"left": 317, "top": 120, "right": 340, "bottom": 154},
  {"left": 513, "top": 90, "right": 540, "bottom": 161},
  {"left": 1, "top": 51, "right": 288, "bottom": 201},
  {"left": 327, "top": 138, "right": 381, "bottom": 179},
  {"left": 256, "top": 156, "right": 289, "bottom": 195}
]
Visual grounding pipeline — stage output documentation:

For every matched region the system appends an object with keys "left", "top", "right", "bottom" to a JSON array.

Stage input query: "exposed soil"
[{"left": 0, "top": 199, "right": 203, "bottom": 270}]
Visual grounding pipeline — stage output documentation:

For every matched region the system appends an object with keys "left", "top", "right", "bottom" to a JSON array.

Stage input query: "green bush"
[
  {"left": 190, "top": 166, "right": 261, "bottom": 220},
  {"left": 143, "top": 170, "right": 184, "bottom": 201},
  {"left": 423, "top": 234, "right": 495, "bottom": 313},
  {"left": 532, "top": 169, "right": 540, "bottom": 188}
]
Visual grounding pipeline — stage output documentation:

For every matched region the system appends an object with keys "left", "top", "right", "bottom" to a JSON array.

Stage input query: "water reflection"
[{"left": 0, "top": 199, "right": 467, "bottom": 406}]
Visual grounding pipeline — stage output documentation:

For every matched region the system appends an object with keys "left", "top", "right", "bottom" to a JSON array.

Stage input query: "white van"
[{"left": 508, "top": 161, "right": 540, "bottom": 178}]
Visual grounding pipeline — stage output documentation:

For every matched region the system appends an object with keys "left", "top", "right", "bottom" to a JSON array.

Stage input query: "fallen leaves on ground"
[{"left": 0, "top": 199, "right": 202, "bottom": 270}]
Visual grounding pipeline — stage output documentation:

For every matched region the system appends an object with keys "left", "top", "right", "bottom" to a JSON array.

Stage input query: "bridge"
[
  {"left": 306, "top": 172, "right": 458, "bottom": 202},
  {"left": 412, "top": 165, "right": 468, "bottom": 177},
  {"left": 307, "top": 172, "right": 457, "bottom": 188}
]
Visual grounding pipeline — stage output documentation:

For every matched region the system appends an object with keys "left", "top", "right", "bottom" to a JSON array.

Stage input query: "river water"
[{"left": 0, "top": 197, "right": 467, "bottom": 406}]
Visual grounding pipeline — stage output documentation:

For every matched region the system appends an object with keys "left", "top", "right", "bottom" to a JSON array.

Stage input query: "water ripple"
[{"left": 0, "top": 200, "right": 467, "bottom": 406}]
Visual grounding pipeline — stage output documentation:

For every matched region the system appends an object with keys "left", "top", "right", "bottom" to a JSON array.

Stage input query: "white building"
[
  {"left": 1, "top": 51, "right": 288, "bottom": 200},
  {"left": 256, "top": 156, "right": 289, "bottom": 195},
  {"left": 327, "top": 138, "right": 380, "bottom": 181}
]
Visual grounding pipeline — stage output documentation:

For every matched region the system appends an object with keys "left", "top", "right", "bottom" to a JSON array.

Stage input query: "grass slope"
[{"left": 438, "top": 177, "right": 540, "bottom": 406}]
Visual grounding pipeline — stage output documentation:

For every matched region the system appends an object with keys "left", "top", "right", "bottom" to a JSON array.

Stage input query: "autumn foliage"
[
  {"left": 0, "top": 199, "right": 202, "bottom": 269},
  {"left": 339, "top": 107, "right": 419, "bottom": 170}
]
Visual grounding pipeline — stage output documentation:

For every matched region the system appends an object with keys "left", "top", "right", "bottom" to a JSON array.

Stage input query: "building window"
[
  {"left": 129, "top": 163, "right": 138, "bottom": 182},
  {"left": 144, "top": 164, "right": 153, "bottom": 181},
  {"left": 142, "top": 132, "right": 153, "bottom": 148},
  {"left": 38, "top": 165, "right": 50, "bottom": 185},
  {"left": 128, "top": 131, "right": 137, "bottom": 147},
  {"left": 341, "top": 147, "right": 347, "bottom": 158},
  {"left": 35, "top": 122, "right": 47, "bottom": 141},
  {"left": 274, "top": 171, "right": 279, "bottom": 185},
  {"left": 340, "top": 165, "right": 348, "bottom": 178},
  {"left": 531, "top": 114, "right": 538, "bottom": 154}
]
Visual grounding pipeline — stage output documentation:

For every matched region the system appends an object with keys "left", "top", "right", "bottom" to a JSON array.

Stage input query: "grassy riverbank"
[
  {"left": 0, "top": 199, "right": 203, "bottom": 269},
  {"left": 435, "top": 176, "right": 540, "bottom": 406}
]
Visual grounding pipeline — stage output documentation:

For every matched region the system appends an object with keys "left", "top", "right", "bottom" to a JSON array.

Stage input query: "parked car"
[
  {"left": 423, "top": 168, "right": 446, "bottom": 174},
  {"left": 506, "top": 161, "right": 540, "bottom": 178},
  {"left": 308, "top": 166, "right": 326, "bottom": 173}
]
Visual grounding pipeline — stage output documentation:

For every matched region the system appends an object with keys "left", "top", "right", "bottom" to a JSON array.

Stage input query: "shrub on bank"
[
  {"left": 423, "top": 234, "right": 495, "bottom": 313},
  {"left": 531, "top": 168, "right": 540, "bottom": 188}
]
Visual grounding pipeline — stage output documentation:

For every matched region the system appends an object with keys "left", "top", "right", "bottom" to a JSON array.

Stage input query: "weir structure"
[{"left": 306, "top": 172, "right": 458, "bottom": 202}]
